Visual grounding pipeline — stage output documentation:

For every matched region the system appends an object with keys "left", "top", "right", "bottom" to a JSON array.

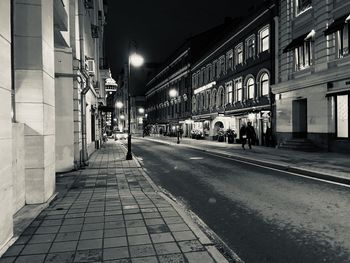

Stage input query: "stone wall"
[{"left": 0, "top": 0, "right": 14, "bottom": 251}]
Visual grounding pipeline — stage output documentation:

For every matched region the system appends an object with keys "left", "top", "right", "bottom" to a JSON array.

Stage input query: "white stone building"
[{"left": 0, "top": 0, "right": 108, "bottom": 252}]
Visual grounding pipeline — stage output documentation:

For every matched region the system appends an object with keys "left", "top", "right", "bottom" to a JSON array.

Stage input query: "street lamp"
[
  {"left": 126, "top": 47, "right": 144, "bottom": 160},
  {"left": 138, "top": 107, "right": 145, "bottom": 114},
  {"left": 169, "top": 88, "right": 180, "bottom": 144}
]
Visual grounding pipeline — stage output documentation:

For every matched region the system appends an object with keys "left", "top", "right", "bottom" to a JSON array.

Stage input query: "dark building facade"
[
  {"left": 272, "top": 0, "right": 350, "bottom": 152},
  {"left": 145, "top": 19, "right": 240, "bottom": 137},
  {"left": 191, "top": 2, "right": 278, "bottom": 145}
]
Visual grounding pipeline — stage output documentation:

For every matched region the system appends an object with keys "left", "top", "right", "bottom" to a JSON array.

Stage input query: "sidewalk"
[
  {"left": 0, "top": 142, "right": 230, "bottom": 263},
  {"left": 143, "top": 135, "right": 350, "bottom": 184}
]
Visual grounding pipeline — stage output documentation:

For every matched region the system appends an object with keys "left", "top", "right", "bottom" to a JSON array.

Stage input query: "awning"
[
  {"left": 282, "top": 33, "right": 309, "bottom": 53},
  {"left": 324, "top": 14, "right": 348, "bottom": 36},
  {"left": 325, "top": 88, "right": 350, "bottom": 97}
]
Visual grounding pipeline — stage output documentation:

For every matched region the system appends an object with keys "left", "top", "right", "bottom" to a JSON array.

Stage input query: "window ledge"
[{"left": 295, "top": 6, "right": 312, "bottom": 18}]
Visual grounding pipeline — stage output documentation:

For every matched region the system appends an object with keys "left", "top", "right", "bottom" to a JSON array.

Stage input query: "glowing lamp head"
[
  {"left": 169, "top": 89, "right": 178, "bottom": 98},
  {"left": 129, "top": 53, "right": 144, "bottom": 67},
  {"left": 116, "top": 102, "right": 123, "bottom": 109},
  {"left": 138, "top": 108, "right": 145, "bottom": 114},
  {"left": 120, "top": 115, "right": 125, "bottom": 120}
]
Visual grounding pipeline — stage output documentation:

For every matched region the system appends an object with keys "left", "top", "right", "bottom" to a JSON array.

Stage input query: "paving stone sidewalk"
[
  {"left": 0, "top": 142, "right": 226, "bottom": 263},
  {"left": 143, "top": 135, "right": 350, "bottom": 180}
]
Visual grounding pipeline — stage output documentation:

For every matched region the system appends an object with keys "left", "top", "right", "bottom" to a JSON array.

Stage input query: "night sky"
[{"left": 105, "top": 0, "right": 264, "bottom": 95}]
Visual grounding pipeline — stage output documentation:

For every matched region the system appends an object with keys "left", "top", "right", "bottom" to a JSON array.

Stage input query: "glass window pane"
[{"left": 337, "top": 95, "right": 349, "bottom": 138}]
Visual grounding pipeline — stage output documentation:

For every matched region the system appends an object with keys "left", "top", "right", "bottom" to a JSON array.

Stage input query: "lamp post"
[
  {"left": 169, "top": 89, "right": 180, "bottom": 144},
  {"left": 126, "top": 46, "right": 144, "bottom": 160}
]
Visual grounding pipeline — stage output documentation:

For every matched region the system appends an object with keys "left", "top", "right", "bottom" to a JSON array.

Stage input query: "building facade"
[
  {"left": 0, "top": 0, "right": 109, "bottom": 252},
  {"left": 191, "top": 2, "right": 277, "bottom": 145},
  {"left": 272, "top": 0, "right": 350, "bottom": 152},
  {"left": 145, "top": 20, "right": 239, "bottom": 137}
]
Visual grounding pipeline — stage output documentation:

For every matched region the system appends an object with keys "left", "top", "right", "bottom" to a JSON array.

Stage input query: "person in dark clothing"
[
  {"left": 246, "top": 122, "right": 256, "bottom": 149},
  {"left": 240, "top": 124, "right": 247, "bottom": 150}
]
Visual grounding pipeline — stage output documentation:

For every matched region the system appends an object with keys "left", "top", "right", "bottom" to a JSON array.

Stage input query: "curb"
[
  {"left": 127, "top": 144, "right": 243, "bottom": 263},
  {"left": 141, "top": 137, "right": 350, "bottom": 186}
]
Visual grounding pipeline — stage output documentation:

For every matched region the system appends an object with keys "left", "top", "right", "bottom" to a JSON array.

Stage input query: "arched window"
[
  {"left": 207, "top": 91, "right": 211, "bottom": 109},
  {"left": 212, "top": 89, "right": 217, "bottom": 108},
  {"left": 217, "top": 87, "right": 224, "bottom": 107},
  {"left": 247, "top": 78, "right": 255, "bottom": 99},
  {"left": 197, "top": 95, "right": 201, "bottom": 110},
  {"left": 260, "top": 73, "right": 269, "bottom": 96}
]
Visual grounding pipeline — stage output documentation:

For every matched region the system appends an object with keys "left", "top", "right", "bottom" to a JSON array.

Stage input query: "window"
[
  {"left": 295, "top": 0, "right": 312, "bottom": 16},
  {"left": 336, "top": 23, "right": 350, "bottom": 58},
  {"left": 212, "top": 89, "right": 217, "bottom": 108},
  {"left": 336, "top": 95, "right": 349, "bottom": 138},
  {"left": 245, "top": 35, "right": 255, "bottom": 59},
  {"left": 220, "top": 56, "right": 225, "bottom": 75},
  {"left": 213, "top": 60, "right": 218, "bottom": 79},
  {"left": 260, "top": 73, "right": 270, "bottom": 96},
  {"left": 208, "top": 64, "right": 213, "bottom": 81},
  {"left": 235, "top": 44, "right": 243, "bottom": 65},
  {"left": 198, "top": 70, "right": 202, "bottom": 86},
  {"left": 202, "top": 68, "right": 206, "bottom": 85},
  {"left": 247, "top": 78, "right": 255, "bottom": 99},
  {"left": 295, "top": 40, "right": 313, "bottom": 71},
  {"left": 234, "top": 78, "right": 243, "bottom": 102},
  {"left": 217, "top": 87, "right": 224, "bottom": 107},
  {"left": 226, "top": 50, "right": 233, "bottom": 70},
  {"left": 207, "top": 91, "right": 211, "bottom": 109},
  {"left": 259, "top": 26, "right": 270, "bottom": 52},
  {"left": 192, "top": 75, "right": 196, "bottom": 88},
  {"left": 225, "top": 82, "right": 233, "bottom": 104}
]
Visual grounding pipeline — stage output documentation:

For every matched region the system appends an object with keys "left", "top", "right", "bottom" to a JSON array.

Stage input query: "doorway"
[{"left": 292, "top": 99, "right": 307, "bottom": 138}]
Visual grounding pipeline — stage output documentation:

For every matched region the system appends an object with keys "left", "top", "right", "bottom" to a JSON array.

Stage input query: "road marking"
[
  {"left": 201, "top": 151, "right": 350, "bottom": 189},
  {"left": 189, "top": 157, "right": 204, "bottom": 160}
]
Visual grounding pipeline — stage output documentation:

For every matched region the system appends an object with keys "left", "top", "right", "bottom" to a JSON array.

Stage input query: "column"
[
  {"left": 0, "top": 0, "right": 14, "bottom": 249},
  {"left": 14, "top": 0, "right": 55, "bottom": 204}
]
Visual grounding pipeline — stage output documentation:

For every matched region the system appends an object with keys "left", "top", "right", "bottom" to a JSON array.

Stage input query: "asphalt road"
[{"left": 131, "top": 138, "right": 350, "bottom": 263}]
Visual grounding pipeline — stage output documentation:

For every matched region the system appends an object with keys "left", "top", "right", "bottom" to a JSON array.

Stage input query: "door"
[{"left": 292, "top": 99, "right": 307, "bottom": 138}]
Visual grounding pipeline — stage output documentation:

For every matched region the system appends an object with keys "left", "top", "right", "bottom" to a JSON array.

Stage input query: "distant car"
[{"left": 114, "top": 131, "right": 127, "bottom": 140}]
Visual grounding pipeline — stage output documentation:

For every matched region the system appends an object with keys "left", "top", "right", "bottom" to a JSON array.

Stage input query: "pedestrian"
[
  {"left": 179, "top": 127, "right": 183, "bottom": 139},
  {"left": 240, "top": 123, "right": 247, "bottom": 150},
  {"left": 246, "top": 122, "right": 256, "bottom": 149}
]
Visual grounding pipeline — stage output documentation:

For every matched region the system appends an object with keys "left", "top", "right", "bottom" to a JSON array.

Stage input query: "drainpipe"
[{"left": 79, "top": 0, "right": 90, "bottom": 166}]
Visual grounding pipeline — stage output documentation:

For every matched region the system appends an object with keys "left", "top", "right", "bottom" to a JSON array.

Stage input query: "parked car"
[{"left": 114, "top": 131, "right": 127, "bottom": 140}]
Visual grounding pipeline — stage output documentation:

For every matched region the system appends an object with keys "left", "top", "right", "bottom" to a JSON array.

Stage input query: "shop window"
[
  {"left": 234, "top": 78, "right": 242, "bottom": 102},
  {"left": 336, "top": 23, "right": 350, "bottom": 58},
  {"left": 226, "top": 50, "right": 233, "bottom": 70},
  {"left": 245, "top": 35, "right": 255, "bottom": 59},
  {"left": 247, "top": 78, "right": 255, "bottom": 99},
  {"left": 295, "top": 0, "right": 312, "bottom": 16},
  {"left": 295, "top": 40, "right": 313, "bottom": 71},
  {"left": 336, "top": 95, "right": 349, "bottom": 138},
  {"left": 225, "top": 82, "right": 233, "bottom": 104},
  {"left": 235, "top": 44, "right": 243, "bottom": 65},
  {"left": 260, "top": 73, "right": 270, "bottom": 96},
  {"left": 259, "top": 26, "right": 270, "bottom": 53}
]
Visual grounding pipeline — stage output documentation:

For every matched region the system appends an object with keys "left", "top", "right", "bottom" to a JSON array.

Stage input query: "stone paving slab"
[{"left": 0, "top": 142, "right": 229, "bottom": 263}]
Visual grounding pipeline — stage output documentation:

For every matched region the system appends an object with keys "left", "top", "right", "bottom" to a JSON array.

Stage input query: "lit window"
[
  {"left": 247, "top": 78, "right": 255, "bottom": 99},
  {"left": 336, "top": 95, "right": 349, "bottom": 138},
  {"left": 235, "top": 44, "right": 243, "bottom": 65},
  {"left": 259, "top": 26, "right": 270, "bottom": 52},
  {"left": 260, "top": 73, "right": 270, "bottom": 96},
  {"left": 294, "top": 41, "right": 313, "bottom": 71},
  {"left": 234, "top": 78, "right": 242, "bottom": 102},
  {"left": 245, "top": 35, "right": 255, "bottom": 59},
  {"left": 225, "top": 82, "right": 233, "bottom": 104},
  {"left": 336, "top": 23, "right": 350, "bottom": 58}
]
